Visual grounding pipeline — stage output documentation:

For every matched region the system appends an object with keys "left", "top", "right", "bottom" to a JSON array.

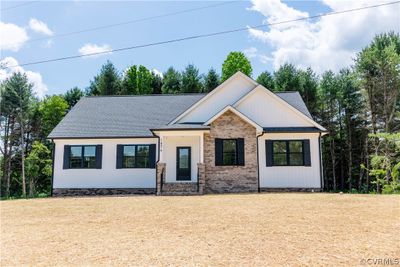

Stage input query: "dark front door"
[{"left": 176, "top": 147, "right": 191, "bottom": 181}]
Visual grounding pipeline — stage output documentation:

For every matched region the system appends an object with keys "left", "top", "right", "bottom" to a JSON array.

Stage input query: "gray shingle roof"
[
  {"left": 276, "top": 92, "right": 312, "bottom": 119},
  {"left": 48, "top": 91, "right": 313, "bottom": 139},
  {"left": 48, "top": 94, "right": 206, "bottom": 138}
]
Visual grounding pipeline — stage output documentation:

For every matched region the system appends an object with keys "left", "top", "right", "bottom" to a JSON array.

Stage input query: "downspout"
[
  {"left": 318, "top": 132, "right": 324, "bottom": 191},
  {"left": 50, "top": 140, "right": 55, "bottom": 197},
  {"left": 256, "top": 132, "right": 265, "bottom": 193},
  {"left": 151, "top": 130, "right": 161, "bottom": 195}
]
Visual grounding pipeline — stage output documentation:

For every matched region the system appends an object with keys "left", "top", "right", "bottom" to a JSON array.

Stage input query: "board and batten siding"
[
  {"left": 178, "top": 75, "right": 255, "bottom": 123},
  {"left": 258, "top": 133, "right": 322, "bottom": 188},
  {"left": 53, "top": 138, "right": 158, "bottom": 189},
  {"left": 162, "top": 136, "right": 200, "bottom": 183},
  {"left": 235, "top": 88, "right": 314, "bottom": 128}
]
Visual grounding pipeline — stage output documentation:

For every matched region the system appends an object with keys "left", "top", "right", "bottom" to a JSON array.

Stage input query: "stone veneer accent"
[
  {"left": 204, "top": 110, "right": 258, "bottom": 193},
  {"left": 52, "top": 188, "right": 155, "bottom": 197},
  {"left": 156, "top": 162, "right": 166, "bottom": 195},
  {"left": 161, "top": 183, "right": 198, "bottom": 195},
  {"left": 197, "top": 163, "right": 205, "bottom": 194}
]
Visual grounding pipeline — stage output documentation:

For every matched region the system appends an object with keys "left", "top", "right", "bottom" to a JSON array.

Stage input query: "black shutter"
[
  {"left": 116, "top": 145, "right": 123, "bottom": 169},
  {"left": 237, "top": 138, "right": 245, "bottom": 166},
  {"left": 95, "top": 145, "right": 103, "bottom": 169},
  {"left": 215, "top": 138, "right": 223, "bottom": 166},
  {"left": 148, "top": 144, "right": 156, "bottom": 169},
  {"left": 303, "top": 140, "right": 311, "bottom": 166},
  {"left": 63, "top": 145, "right": 70, "bottom": 169},
  {"left": 266, "top": 140, "right": 273, "bottom": 166}
]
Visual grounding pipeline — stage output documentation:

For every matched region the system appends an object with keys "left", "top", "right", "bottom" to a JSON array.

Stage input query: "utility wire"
[
  {"left": 0, "top": 1, "right": 39, "bottom": 11},
  {"left": 2, "top": 0, "right": 242, "bottom": 47},
  {"left": 3, "top": 1, "right": 399, "bottom": 69}
]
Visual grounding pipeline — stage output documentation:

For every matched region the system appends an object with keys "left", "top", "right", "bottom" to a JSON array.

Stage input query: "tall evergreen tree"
[
  {"left": 181, "top": 64, "right": 202, "bottom": 93},
  {"left": 88, "top": 61, "right": 121, "bottom": 95},
  {"left": 151, "top": 71, "right": 163, "bottom": 94},
  {"left": 63, "top": 87, "right": 84, "bottom": 109},
  {"left": 298, "top": 68, "right": 318, "bottom": 117},
  {"left": 162, "top": 67, "right": 181, "bottom": 94},
  {"left": 356, "top": 32, "right": 400, "bottom": 134},
  {"left": 274, "top": 63, "right": 300, "bottom": 92},
  {"left": 336, "top": 69, "right": 367, "bottom": 191},
  {"left": 256, "top": 71, "right": 275, "bottom": 91},
  {"left": 3, "top": 73, "right": 35, "bottom": 197},
  {"left": 203, "top": 68, "right": 220, "bottom": 92},
  {"left": 318, "top": 71, "right": 339, "bottom": 191}
]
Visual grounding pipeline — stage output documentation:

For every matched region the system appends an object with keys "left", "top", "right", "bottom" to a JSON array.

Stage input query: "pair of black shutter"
[
  {"left": 265, "top": 140, "right": 311, "bottom": 166},
  {"left": 116, "top": 144, "right": 156, "bottom": 169},
  {"left": 215, "top": 138, "right": 245, "bottom": 166},
  {"left": 63, "top": 145, "right": 102, "bottom": 169}
]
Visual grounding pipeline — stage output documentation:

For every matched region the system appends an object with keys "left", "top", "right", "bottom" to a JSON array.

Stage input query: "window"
[
  {"left": 272, "top": 140, "right": 304, "bottom": 166},
  {"left": 222, "top": 139, "right": 237, "bottom": 166},
  {"left": 69, "top": 145, "right": 97, "bottom": 169},
  {"left": 120, "top": 145, "right": 150, "bottom": 168},
  {"left": 215, "top": 138, "right": 244, "bottom": 166}
]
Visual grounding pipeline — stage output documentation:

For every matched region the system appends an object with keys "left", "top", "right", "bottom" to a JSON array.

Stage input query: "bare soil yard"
[{"left": 1, "top": 193, "right": 399, "bottom": 266}]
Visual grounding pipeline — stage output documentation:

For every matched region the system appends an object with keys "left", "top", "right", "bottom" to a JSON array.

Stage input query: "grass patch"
[{"left": 1, "top": 193, "right": 399, "bottom": 266}]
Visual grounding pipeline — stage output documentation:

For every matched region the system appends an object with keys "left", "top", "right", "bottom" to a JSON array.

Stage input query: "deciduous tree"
[{"left": 221, "top": 52, "right": 252, "bottom": 81}]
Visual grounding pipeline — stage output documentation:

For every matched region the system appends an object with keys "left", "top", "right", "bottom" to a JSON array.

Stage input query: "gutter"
[
  {"left": 256, "top": 132, "right": 265, "bottom": 193},
  {"left": 50, "top": 140, "right": 55, "bottom": 197}
]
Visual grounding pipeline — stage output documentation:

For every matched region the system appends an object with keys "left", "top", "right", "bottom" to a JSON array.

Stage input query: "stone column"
[
  {"left": 156, "top": 162, "right": 166, "bottom": 195},
  {"left": 197, "top": 163, "right": 206, "bottom": 194}
]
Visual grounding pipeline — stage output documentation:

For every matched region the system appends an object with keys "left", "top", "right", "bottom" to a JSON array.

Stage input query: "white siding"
[
  {"left": 162, "top": 136, "right": 200, "bottom": 182},
  {"left": 236, "top": 89, "right": 314, "bottom": 127},
  {"left": 179, "top": 76, "right": 255, "bottom": 123},
  {"left": 258, "top": 133, "right": 322, "bottom": 188},
  {"left": 53, "top": 138, "right": 157, "bottom": 188}
]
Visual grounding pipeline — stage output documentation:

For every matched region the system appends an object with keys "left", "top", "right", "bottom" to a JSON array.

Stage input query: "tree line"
[{"left": 1, "top": 32, "right": 399, "bottom": 198}]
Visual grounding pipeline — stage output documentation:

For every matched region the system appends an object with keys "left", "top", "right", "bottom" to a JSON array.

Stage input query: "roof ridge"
[
  {"left": 85, "top": 93, "right": 207, "bottom": 98},
  {"left": 275, "top": 91, "right": 300, "bottom": 94}
]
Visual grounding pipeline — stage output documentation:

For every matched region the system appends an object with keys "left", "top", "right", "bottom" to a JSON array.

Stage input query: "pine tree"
[
  {"left": 162, "top": 67, "right": 181, "bottom": 94},
  {"left": 203, "top": 68, "right": 220, "bottom": 92},
  {"left": 256, "top": 71, "right": 274, "bottom": 90},
  {"left": 181, "top": 64, "right": 202, "bottom": 93}
]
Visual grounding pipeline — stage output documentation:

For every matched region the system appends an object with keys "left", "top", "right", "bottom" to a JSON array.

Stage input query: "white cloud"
[
  {"left": 0, "top": 22, "right": 29, "bottom": 51},
  {"left": 248, "top": 0, "right": 400, "bottom": 73},
  {"left": 78, "top": 43, "right": 112, "bottom": 58},
  {"left": 0, "top": 57, "right": 48, "bottom": 98},
  {"left": 151, "top": 68, "right": 163, "bottom": 78},
  {"left": 243, "top": 47, "right": 258, "bottom": 58},
  {"left": 258, "top": 54, "right": 273, "bottom": 64},
  {"left": 29, "top": 18, "right": 53, "bottom": 36}
]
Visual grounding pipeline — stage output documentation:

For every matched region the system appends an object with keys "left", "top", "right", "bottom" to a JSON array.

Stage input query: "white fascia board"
[{"left": 168, "top": 71, "right": 257, "bottom": 125}]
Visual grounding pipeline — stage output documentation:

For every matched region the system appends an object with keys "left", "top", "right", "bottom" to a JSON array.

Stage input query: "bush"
[
  {"left": 382, "top": 182, "right": 400, "bottom": 194},
  {"left": 37, "top": 192, "right": 49, "bottom": 198}
]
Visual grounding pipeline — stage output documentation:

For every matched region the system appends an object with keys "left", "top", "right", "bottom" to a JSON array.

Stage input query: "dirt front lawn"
[{"left": 1, "top": 193, "right": 399, "bottom": 266}]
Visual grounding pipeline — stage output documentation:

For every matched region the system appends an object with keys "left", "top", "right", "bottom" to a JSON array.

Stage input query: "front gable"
[
  {"left": 171, "top": 72, "right": 257, "bottom": 124},
  {"left": 234, "top": 86, "right": 326, "bottom": 130}
]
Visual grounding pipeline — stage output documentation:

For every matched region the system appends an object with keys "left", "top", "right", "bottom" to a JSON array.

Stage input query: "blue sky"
[{"left": 1, "top": 0, "right": 398, "bottom": 97}]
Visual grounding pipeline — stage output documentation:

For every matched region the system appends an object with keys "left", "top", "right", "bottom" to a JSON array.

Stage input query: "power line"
[
  {"left": 0, "top": 1, "right": 39, "bottom": 11},
  {"left": 2, "top": 0, "right": 242, "bottom": 47},
  {"left": 3, "top": 1, "right": 399, "bottom": 69}
]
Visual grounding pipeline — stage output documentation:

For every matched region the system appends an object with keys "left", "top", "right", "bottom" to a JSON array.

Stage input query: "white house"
[{"left": 49, "top": 72, "right": 327, "bottom": 196}]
